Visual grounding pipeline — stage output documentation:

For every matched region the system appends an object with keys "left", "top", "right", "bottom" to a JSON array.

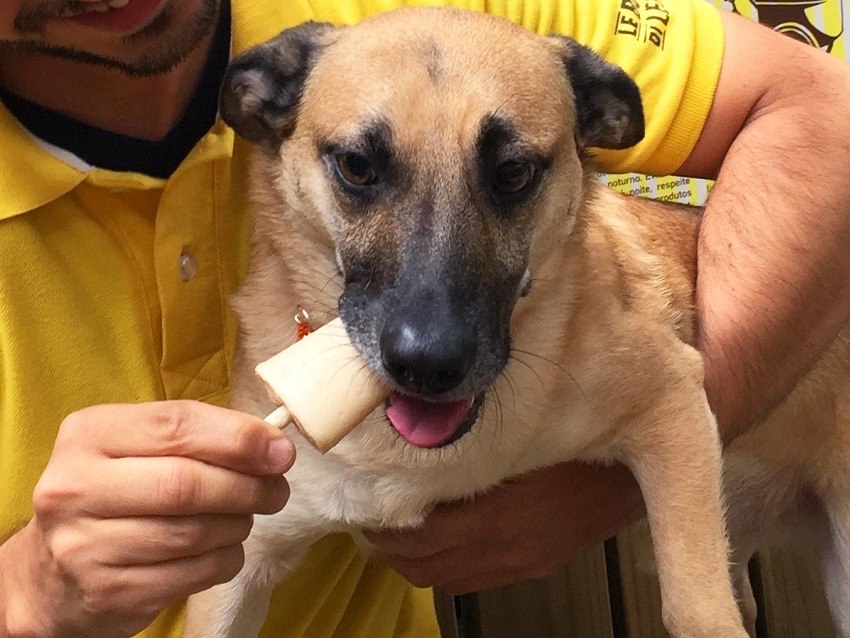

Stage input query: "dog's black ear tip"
[
  {"left": 578, "top": 101, "right": 645, "bottom": 151},
  {"left": 219, "top": 65, "right": 276, "bottom": 144},
  {"left": 605, "top": 75, "right": 645, "bottom": 150},
  {"left": 220, "top": 65, "right": 261, "bottom": 108},
  {"left": 625, "top": 121, "right": 646, "bottom": 148},
  {"left": 221, "top": 108, "right": 278, "bottom": 147},
  {"left": 613, "top": 112, "right": 646, "bottom": 149}
]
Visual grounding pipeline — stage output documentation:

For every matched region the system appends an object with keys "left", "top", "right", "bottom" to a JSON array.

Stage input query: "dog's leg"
[
  {"left": 721, "top": 455, "right": 779, "bottom": 638},
  {"left": 183, "top": 539, "right": 310, "bottom": 638},
  {"left": 182, "top": 473, "right": 340, "bottom": 638},
  {"left": 721, "top": 450, "right": 807, "bottom": 638},
  {"left": 820, "top": 497, "right": 850, "bottom": 637},
  {"left": 626, "top": 391, "right": 747, "bottom": 638},
  {"left": 730, "top": 554, "right": 758, "bottom": 638}
]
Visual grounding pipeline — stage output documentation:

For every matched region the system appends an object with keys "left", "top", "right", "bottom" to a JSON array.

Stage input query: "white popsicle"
[{"left": 257, "top": 318, "right": 390, "bottom": 453}]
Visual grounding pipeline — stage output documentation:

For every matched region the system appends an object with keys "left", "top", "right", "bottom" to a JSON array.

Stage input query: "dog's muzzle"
[{"left": 378, "top": 309, "right": 484, "bottom": 447}]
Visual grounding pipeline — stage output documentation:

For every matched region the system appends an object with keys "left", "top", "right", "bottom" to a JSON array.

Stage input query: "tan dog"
[{"left": 184, "top": 7, "right": 849, "bottom": 637}]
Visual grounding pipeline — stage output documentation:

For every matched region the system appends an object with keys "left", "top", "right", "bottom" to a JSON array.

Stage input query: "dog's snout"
[{"left": 380, "top": 316, "right": 476, "bottom": 394}]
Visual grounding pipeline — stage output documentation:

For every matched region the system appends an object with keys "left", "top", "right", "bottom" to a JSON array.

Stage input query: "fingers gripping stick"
[{"left": 257, "top": 318, "right": 390, "bottom": 453}]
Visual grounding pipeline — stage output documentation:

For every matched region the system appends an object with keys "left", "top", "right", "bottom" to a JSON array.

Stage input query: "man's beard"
[{"left": 0, "top": 0, "right": 220, "bottom": 77}]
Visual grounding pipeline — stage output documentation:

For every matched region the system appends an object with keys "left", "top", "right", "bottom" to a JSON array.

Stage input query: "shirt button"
[{"left": 179, "top": 252, "right": 197, "bottom": 281}]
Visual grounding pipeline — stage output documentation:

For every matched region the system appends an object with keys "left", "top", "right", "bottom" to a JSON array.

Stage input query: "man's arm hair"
[{"left": 679, "top": 11, "right": 850, "bottom": 438}]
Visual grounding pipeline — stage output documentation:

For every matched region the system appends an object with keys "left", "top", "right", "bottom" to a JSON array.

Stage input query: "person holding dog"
[{"left": 0, "top": 0, "right": 848, "bottom": 637}]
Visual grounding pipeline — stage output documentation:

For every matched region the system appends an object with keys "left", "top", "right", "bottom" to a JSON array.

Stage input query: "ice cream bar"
[{"left": 257, "top": 318, "right": 390, "bottom": 452}]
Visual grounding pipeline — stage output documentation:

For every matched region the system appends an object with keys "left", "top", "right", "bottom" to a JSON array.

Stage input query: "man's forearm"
[{"left": 690, "top": 21, "right": 850, "bottom": 437}]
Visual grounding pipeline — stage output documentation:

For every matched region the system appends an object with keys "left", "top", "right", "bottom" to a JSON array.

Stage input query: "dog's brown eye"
[
  {"left": 334, "top": 153, "right": 378, "bottom": 187},
  {"left": 493, "top": 161, "right": 536, "bottom": 195}
]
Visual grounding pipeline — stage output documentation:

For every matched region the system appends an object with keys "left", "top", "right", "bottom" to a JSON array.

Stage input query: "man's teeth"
[{"left": 61, "top": 0, "right": 130, "bottom": 16}]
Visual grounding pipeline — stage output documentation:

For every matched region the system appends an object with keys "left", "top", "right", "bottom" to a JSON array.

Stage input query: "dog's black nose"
[{"left": 380, "top": 316, "right": 476, "bottom": 394}]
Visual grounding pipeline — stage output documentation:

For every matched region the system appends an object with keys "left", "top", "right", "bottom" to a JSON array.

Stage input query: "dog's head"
[{"left": 222, "top": 8, "right": 643, "bottom": 451}]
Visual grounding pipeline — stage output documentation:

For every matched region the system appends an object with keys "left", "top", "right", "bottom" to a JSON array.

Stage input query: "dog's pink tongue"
[{"left": 386, "top": 393, "right": 471, "bottom": 448}]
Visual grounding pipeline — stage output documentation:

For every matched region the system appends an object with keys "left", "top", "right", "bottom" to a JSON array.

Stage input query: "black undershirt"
[{"left": 0, "top": 0, "right": 231, "bottom": 179}]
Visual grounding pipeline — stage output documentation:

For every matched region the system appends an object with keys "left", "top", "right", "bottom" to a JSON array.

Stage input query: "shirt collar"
[{"left": 0, "top": 105, "right": 88, "bottom": 221}]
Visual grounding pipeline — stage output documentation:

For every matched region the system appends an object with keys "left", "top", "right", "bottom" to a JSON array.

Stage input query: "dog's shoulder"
[{"left": 582, "top": 183, "right": 701, "bottom": 344}]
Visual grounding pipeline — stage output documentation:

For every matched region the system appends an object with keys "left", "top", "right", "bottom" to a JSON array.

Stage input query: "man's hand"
[
  {"left": 0, "top": 401, "right": 294, "bottom": 638},
  {"left": 366, "top": 462, "right": 643, "bottom": 595}
]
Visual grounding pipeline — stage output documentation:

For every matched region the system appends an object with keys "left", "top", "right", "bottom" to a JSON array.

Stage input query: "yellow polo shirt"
[{"left": 0, "top": 1, "right": 723, "bottom": 636}]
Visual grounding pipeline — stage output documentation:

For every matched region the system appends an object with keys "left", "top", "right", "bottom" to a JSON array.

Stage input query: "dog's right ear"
[{"left": 220, "top": 22, "right": 334, "bottom": 146}]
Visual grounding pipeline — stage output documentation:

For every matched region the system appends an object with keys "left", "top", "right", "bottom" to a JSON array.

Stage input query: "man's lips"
[{"left": 385, "top": 393, "right": 483, "bottom": 448}]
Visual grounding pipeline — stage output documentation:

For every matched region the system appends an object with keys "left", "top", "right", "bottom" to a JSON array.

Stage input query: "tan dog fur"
[{"left": 184, "top": 8, "right": 849, "bottom": 637}]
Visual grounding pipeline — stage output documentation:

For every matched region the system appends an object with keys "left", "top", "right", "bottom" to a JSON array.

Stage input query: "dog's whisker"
[
  {"left": 509, "top": 347, "right": 564, "bottom": 373},
  {"left": 498, "top": 366, "right": 520, "bottom": 413},
  {"left": 505, "top": 351, "right": 546, "bottom": 389},
  {"left": 289, "top": 271, "right": 343, "bottom": 309},
  {"left": 490, "top": 370, "right": 520, "bottom": 457},
  {"left": 318, "top": 272, "right": 343, "bottom": 296},
  {"left": 490, "top": 388, "right": 506, "bottom": 456},
  {"left": 471, "top": 393, "right": 494, "bottom": 454},
  {"left": 509, "top": 349, "right": 586, "bottom": 401}
]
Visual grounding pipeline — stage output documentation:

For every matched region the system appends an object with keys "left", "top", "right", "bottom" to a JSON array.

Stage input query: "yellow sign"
[
  {"left": 724, "top": 0, "right": 844, "bottom": 54},
  {"left": 605, "top": 0, "right": 846, "bottom": 203}
]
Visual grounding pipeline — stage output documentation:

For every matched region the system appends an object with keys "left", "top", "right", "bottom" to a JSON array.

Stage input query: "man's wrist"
[{"left": 1, "top": 520, "right": 55, "bottom": 638}]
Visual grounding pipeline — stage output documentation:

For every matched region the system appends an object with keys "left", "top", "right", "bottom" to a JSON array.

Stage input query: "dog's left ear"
[
  {"left": 220, "top": 21, "right": 335, "bottom": 146},
  {"left": 552, "top": 36, "right": 645, "bottom": 150}
]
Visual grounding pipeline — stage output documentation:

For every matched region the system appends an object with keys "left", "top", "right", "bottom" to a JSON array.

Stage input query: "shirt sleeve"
[{"left": 307, "top": 0, "right": 725, "bottom": 177}]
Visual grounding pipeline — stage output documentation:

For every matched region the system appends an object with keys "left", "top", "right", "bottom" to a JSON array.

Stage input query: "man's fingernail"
[{"left": 266, "top": 437, "right": 295, "bottom": 472}]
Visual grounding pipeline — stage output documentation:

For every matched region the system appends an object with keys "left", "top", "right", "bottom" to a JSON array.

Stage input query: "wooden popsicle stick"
[
  {"left": 265, "top": 405, "right": 293, "bottom": 429},
  {"left": 263, "top": 403, "right": 345, "bottom": 452}
]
